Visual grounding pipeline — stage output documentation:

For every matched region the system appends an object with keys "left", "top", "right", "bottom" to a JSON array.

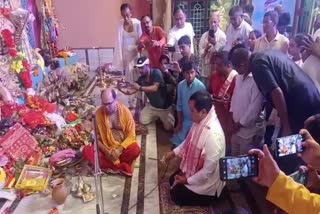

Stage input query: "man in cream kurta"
[
  {"left": 199, "top": 12, "right": 226, "bottom": 80},
  {"left": 163, "top": 91, "right": 225, "bottom": 206}
]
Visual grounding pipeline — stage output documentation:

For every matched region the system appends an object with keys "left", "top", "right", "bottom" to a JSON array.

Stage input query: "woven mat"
[{"left": 159, "top": 182, "right": 211, "bottom": 214}]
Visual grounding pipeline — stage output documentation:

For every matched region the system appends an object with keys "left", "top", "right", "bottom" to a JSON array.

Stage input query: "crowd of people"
[{"left": 86, "top": 2, "right": 320, "bottom": 212}]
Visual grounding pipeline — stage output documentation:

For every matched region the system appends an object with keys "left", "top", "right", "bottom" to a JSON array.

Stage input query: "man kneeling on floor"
[
  {"left": 163, "top": 90, "right": 226, "bottom": 206},
  {"left": 128, "top": 56, "right": 175, "bottom": 131},
  {"left": 82, "top": 89, "right": 140, "bottom": 176}
]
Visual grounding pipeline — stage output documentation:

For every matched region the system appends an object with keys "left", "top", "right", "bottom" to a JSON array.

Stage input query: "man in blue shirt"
[{"left": 171, "top": 61, "right": 206, "bottom": 148}]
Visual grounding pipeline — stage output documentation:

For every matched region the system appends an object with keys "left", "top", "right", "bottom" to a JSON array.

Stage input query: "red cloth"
[
  {"left": 138, "top": 26, "right": 166, "bottom": 69},
  {"left": 208, "top": 72, "right": 236, "bottom": 100},
  {"left": 82, "top": 143, "right": 140, "bottom": 175},
  {"left": 0, "top": 123, "right": 38, "bottom": 161}
]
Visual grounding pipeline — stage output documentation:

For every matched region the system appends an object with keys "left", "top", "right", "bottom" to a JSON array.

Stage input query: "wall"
[{"left": 54, "top": 0, "right": 150, "bottom": 49}]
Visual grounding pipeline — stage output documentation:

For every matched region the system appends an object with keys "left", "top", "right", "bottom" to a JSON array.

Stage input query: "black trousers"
[{"left": 169, "top": 170, "right": 217, "bottom": 206}]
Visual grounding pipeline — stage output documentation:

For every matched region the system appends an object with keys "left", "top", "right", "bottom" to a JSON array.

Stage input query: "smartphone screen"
[
  {"left": 277, "top": 134, "right": 304, "bottom": 157},
  {"left": 168, "top": 46, "right": 176, "bottom": 52},
  {"left": 164, "top": 63, "right": 173, "bottom": 70},
  {"left": 289, "top": 170, "right": 307, "bottom": 185},
  {"left": 219, "top": 155, "right": 259, "bottom": 181}
]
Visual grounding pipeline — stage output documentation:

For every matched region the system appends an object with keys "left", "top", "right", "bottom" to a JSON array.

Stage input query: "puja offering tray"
[{"left": 15, "top": 165, "right": 52, "bottom": 192}]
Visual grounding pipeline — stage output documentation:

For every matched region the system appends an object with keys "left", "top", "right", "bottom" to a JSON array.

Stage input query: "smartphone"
[
  {"left": 168, "top": 46, "right": 176, "bottom": 53},
  {"left": 289, "top": 170, "right": 307, "bottom": 185},
  {"left": 219, "top": 155, "right": 259, "bottom": 181},
  {"left": 209, "top": 29, "right": 215, "bottom": 38},
  {"left": 276, "top": 134, "right": 304, "bottom": 157},
  {"left": 164, "top": 63, "right": 173, "bottom": 70}
]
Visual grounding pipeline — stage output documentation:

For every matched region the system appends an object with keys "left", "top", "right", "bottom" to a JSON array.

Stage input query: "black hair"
[
  {"left": 213, "top": 51, "right": 232, "bottom": 67},
  {"left": 141, "top": 15, "right": 151, "bottom": 21},
  {"left": 189, "top": 90, "right": 213, "bottom": 113},
  {"left": 159, "top": 54, "right": 170, "bottom": 63},
  {"left": 278, "top": 12, "right": 291, "bottom": 27},
  {"left": 229, "top": 5, "right": 243, "bottom": 16},
  {"left": 101, "top": 89, "right": 117, "bottom": 99},
  {"left": 181, "top": 61, "right": 197, "bottom": 73},
  {"left": 292, "top": 33, "right": 305, "bottom": 47},
  {"left": 120, "top": 3, "right": 131, "bottom": 12},
  {"left": 244, "top": 4, "right": 254, "bottom": 15},
  {"left": 229, "top": 44, "right": 250, "bottom": 68},
  {"left": 264, "top": 10, "right": 279, "bottom": 26},
  {"left": 178, "top": 35, "right": 191, "bottom": 46},
  {"left": 173, "top": 6, "right": 185, "bottom": 15},
  {"left": 251, "top": 30, "right": 262, "bottom": 39},
  {"left": 305, "top": 114, "right": 320, "bottom": 142}
]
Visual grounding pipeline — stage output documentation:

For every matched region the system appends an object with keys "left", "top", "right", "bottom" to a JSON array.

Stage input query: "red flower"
[
  {"left": 66, "top": 111, "right": 79, "bottom": 123},
  {"left": 8, "top": 48, "right": 17, "bottom": 57},
  {"left": 18, "top": 70, "right": 32, "bottom": 88},
  {"left": 22, "top": 60, "right": 31, "bottom": 72},
  {"left": 0, "top": 8, "right": 10, "bottom": 19},
  {"left": 1, "top": 29, "right": 14, "bottom": 48}
]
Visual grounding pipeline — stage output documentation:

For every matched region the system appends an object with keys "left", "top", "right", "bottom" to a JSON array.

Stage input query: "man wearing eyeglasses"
[{"left": 82, "top": 89, "right": 140, "bottom": 176}]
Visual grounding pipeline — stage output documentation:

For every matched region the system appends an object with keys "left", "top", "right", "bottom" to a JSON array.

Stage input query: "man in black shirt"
[
  {"left": 230, "top": 47, "right": 320, "bottom": 174},
  {"left": 231, "top": 47, "right": 320, "bottom": 135}
]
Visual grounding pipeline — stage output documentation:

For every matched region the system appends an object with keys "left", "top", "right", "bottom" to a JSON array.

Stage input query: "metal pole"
[{"left": 92, "top": 115, "right": 107, "bottom": 214}]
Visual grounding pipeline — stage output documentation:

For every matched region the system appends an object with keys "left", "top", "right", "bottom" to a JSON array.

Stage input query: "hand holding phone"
[
  {"left": 164, "top": 63, "right": 173, "bottom": 70},
  {"left": 167, "top": 46, "right": 176, "bottom": 53},
  {"left": 276, "top": 134, "right": 304, "bottom": 157},
  {"left": 219, "top": 155, "right": 259, "bottom": 181},
  {"left": 289, "top": 169, "right": 308, "bottom": 185}
]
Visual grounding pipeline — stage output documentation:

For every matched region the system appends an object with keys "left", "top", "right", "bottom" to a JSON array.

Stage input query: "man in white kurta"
[
  {"left": 163, "top": 90, "right": 225, "bottom": 206},
  {"left": 224, "top": 6, "right": 253, "bottom": 51},
  {"left": 199, "top": 12, "right": 226, "bottom": 80},
  {"left": 167, "top": 7, "right": 195, "bottom": 61}
]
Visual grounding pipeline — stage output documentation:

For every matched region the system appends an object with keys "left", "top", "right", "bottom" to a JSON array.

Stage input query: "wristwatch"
[{"left": 139, "top": 86, "right": 143, "bottom": 91}]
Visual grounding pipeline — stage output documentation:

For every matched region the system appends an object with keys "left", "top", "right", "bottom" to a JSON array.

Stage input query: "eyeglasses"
[{"left": 103, "top": 99, "right": 115, "bottom": 107}]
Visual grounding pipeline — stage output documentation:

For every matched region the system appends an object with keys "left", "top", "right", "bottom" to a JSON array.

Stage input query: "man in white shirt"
[
  {"left": 199, "top": 12, "right": 226, "bottom": 80},
  {"left": 254, "top": 11, "right": 289, "bottom": 54},
  {"left": 301, "top": 32, "right": 320, "bottom": 93},
  {"left": 229, "top": 47, "right": 265, "bottom": 156},
  {"left": 163, "top": 90, "right": 225, "bottom": 206},
  {"left": 167, "top": 7, "right": 195, "bottom": 61},
  {"left": 224, "top": 5, "right": 253, "bottom": 51}
]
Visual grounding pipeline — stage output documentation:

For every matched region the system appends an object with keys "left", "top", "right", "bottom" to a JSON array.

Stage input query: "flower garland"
[
  {"left": 1, "top": 29, "right": 32, "bottom": 88},
  {"left": 0, "top": 7, "right": 10, "bottom": 19}
]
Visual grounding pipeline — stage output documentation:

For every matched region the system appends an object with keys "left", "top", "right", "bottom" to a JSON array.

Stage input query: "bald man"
[
  {"left": 82, "top": 89, "right": 140, "bottom": 176},
  {"left": 199, "top": 12, "right": 226, "bottom": 80}
]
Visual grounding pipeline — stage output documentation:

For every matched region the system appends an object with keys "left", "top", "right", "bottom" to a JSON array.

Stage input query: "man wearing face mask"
[
  {"left": 167, "top": 6, "right": 195, "bottom": 61},
  {"left": 199, "top": 12, "right": 226, "bottom": 82},
  {"left": 122, "top": 57, "right": 175, "bottom": 131},
  {"left": 82, "top": 89, "right": 140, "bottom": 177},
  {"left": 224, "top": 5, "right": 253, "bottom": 51}
]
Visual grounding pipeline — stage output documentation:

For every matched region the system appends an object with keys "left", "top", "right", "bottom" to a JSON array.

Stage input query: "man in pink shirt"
[{"left": 137, "top": 16, "right": 166, "bottom": 69}]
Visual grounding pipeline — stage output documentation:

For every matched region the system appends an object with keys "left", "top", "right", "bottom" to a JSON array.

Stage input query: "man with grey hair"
[{"left": 199, "top": 12, "right": 226, "bottom": 81}]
